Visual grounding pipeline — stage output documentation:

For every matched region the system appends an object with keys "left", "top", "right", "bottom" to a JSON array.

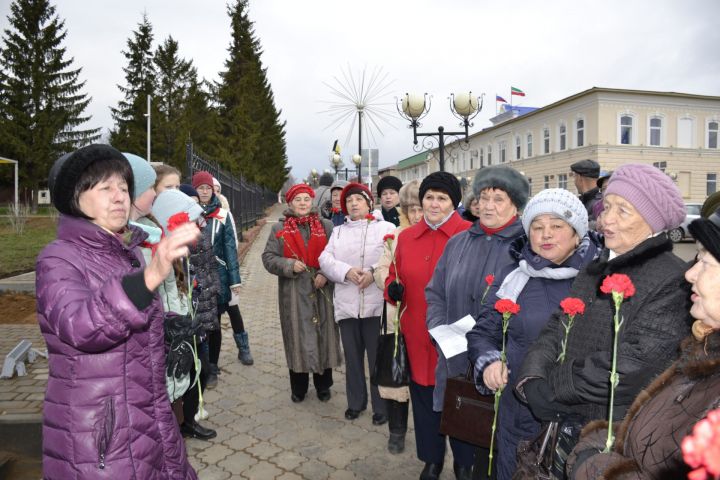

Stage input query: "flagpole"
[
  {"left": 510, "top": 88, "right": 513, "bottom": 108},
  {"left": 495, "top": 93, "right": 498, "bottom": 115}
]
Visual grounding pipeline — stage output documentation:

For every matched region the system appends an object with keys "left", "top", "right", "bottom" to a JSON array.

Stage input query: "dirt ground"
[
  {"left": 0, "top": 218, "right": 267, "bottom": 325},
  {"left": 0, "top": 292, "right": 37, "bottom": 325}
]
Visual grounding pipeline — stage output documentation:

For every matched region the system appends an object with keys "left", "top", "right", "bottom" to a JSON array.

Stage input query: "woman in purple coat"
[{"left": 36, "top": 145, "right": 199, "bottom": 479}]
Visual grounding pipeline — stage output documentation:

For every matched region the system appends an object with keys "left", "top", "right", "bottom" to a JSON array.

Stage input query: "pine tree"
[
  {"left": 153, "top": 36, "right": 195, "bottom": 169},
  {"left": 215, "top": 0, "right": 288, "bottom": 191},
  {"left": 0, "top": 0, "right": 100, "bottom": 199},
  {"left": 109, "top": 13, "right": 156, "bottom": 158}
]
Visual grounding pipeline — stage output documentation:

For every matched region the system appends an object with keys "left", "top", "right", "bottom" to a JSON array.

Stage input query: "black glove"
[
  {"left": 166, "top": 340, "right": 194, "bottom": 379},
  {"left": 387, "top": 281, "right": 405, "bottom": 302},
  {"left": 523, "top": 379, "right": 568, "bottom": 422}
]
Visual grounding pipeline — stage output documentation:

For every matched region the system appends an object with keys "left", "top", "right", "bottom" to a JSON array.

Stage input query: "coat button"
[
  {"left": 486, "top": 236, "right": 492, "bottom": 241},
  {"left": 131, "top": 259, "right": 141, "bottom": 268},
  {"left": 424, "top": 255, "right": 430, "bottom": 261}
]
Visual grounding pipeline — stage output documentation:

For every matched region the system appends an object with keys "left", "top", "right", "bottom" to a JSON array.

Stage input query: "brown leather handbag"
[{"left": 439, "top": 365, "right": 495, "bottom": 448}]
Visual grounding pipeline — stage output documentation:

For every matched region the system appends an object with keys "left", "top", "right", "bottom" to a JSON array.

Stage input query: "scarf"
[
  {"left": 480, "top": 215, "right": 517, "bottom": 236},
  {"left": 280, "top": 213, "right": 327, "bottom": 269},
  {"left": 425, "top": 211, "right": 455, "bottom": 231},
  {"left": 496, "top": 258, "right": 580, "bottom": 303}
]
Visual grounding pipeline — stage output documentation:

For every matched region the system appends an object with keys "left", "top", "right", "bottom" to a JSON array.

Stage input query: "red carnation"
[
  {"left": 167, "top": 212, "right": 190, "bottom": 232},
  {"left": 683, "top": 409, "right": 720, "bottom": 477},
  {"left": 560, "top": 297, "right": 586, "bottom": 317},
  {"left": 600, "top": 273, "right": 636, "bottom": 299},
  {"left": 495, "top": 298, "right": 520, "bottom": 316},
  {"left": 275, "top": 231, "right": 284, "bottom": 239},
  {"left": 332, "top": 207, "right": 340, "bottom": 214},
  {"left": 365, "top": 213, "right": 375, "bottom": 222},
  {"left": 383, "top": 234, "right": 395, "bottom": 242},
  {"left": 485, "top": 274, "right": 495, "bottom": 286}
]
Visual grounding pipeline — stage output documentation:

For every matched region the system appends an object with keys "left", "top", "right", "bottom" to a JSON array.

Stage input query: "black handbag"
[
  {"left": 439, "top": 364, "right": 495, "bottom": 448},
  {"left": 513, "top": 415, "right": 584, "bottom": 480},
  {"left": 370, "top": 304, "right": 410, "bottom": 387}
]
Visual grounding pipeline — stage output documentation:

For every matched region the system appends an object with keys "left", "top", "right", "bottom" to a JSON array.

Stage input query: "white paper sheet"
[{"left": 428, "top": 314, "right": 476, "bottom": 358}]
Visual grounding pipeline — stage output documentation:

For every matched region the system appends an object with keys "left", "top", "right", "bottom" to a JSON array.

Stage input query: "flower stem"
[
  {"left": 488, "top": 387, "right": 502, "bottom": 476},
  {"left": 604, "top": 296, "right": 622, "bottom": 452}
]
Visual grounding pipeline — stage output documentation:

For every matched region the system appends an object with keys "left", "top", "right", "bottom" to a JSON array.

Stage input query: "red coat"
[{"left": 385, "top": 212, "right": 471, "bottom": 386}]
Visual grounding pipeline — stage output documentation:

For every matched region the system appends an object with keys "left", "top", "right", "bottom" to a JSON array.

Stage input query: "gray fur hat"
[{"left": 472, "top": 166, "right": 530, "bottom": 210}]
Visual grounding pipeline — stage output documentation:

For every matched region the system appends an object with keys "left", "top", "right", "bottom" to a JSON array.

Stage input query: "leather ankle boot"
[
  {"left": 180, "top": 420, "right": 217, "bottom": 440},
  {"left": 420, "top": 462, "right": 443, "bottom": 480}
]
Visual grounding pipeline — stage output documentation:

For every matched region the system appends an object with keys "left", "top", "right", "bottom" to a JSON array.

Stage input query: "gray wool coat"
[{"left": 262, "top": 213, "right": 342, "bottom": 373}]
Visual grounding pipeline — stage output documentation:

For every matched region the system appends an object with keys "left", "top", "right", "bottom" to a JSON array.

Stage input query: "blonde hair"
[
  {"left": 153, "top": 164, "right": 181, "bottom": 189},
  {"left": 399, "top": 179, "right": 421, "bottom": 217}
]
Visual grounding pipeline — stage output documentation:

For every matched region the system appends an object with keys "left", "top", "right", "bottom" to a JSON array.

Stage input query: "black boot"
[
  {"left": 453, "top": 462, "right": 473, "bottom": 480},
  {"left": 180, "top": 419, "right": 217, "bottom": 440},
  {"left": 420, "top": 462, "right": 443, "bottom": 480},
  {"left": 233, "top": 332, "right": 254, "bottom": 365},
  {"left": 388, "top": 433, "right": 405, "bottom": 454},
  {"left": 387, "top": 399, "right": 408, "bottom": 454}
]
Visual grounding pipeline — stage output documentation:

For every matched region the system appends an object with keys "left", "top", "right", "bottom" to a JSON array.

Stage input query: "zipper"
[
  {"left": 96, "top": 397, "right": 115, "bottom": 469},
  {"left": 454, "top": 395, "right": 494, "bottom": 411}
]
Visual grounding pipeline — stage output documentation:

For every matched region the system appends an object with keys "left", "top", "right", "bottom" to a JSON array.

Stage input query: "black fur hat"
[
  {"left": 49, "top": 144, "right": 131, "bottom": 215},
  {"left": 377, "top": 175, "right": 403, "bottom": 197},
  {"left": 472, "top": 166, "right": 530, "bottom": 210}
]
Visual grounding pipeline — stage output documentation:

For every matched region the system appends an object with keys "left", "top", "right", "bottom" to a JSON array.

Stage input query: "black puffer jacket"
[
  {"left": 188, "top": 232, "right": 220, "bottom": 332},
  {"left": 516, "top": 234, "right": 692, "bottom": 423}
]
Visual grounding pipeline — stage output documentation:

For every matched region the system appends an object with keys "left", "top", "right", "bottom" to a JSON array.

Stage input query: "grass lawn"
[{"left": 0, "top": 217, "right": 57, "bottom": 277}]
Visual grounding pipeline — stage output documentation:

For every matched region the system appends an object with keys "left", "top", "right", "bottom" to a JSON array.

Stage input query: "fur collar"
[{"left": 585, "top": 233, "right": 673, "bottom": 276}]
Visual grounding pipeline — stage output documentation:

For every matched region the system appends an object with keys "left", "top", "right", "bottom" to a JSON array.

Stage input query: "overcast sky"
[{"left": 2, "top": 0, "right": 719, "bottom": 182}]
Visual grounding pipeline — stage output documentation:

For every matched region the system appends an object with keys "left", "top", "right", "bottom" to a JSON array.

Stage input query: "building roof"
[
  {"left": 469, "top": 86, "right": 720, "bottom": 140},
  {"left": 397, "top": 150, "right": 430, "bottom": 169}
]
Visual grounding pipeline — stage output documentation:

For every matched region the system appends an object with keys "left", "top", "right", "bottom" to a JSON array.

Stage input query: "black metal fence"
[{"left": 185, "top": 142, "right": 277, "bottom": 240}]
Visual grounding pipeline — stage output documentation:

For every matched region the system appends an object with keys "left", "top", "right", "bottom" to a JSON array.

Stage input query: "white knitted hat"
[{"left": 521, "top": 188, "right": 588, "bottom": 239}]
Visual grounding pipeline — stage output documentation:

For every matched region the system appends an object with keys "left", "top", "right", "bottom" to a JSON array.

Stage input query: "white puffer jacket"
[{"left": 319, "top": 211, "right": 395, "bottom": 321}]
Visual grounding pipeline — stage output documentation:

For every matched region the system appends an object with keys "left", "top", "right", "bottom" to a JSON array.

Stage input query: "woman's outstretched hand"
[{"left": 144, "top": 223, "right": 200, "bottom": 291}]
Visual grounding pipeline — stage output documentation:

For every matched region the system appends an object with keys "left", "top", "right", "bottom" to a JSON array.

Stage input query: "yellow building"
[{"left": 393, "top": 87, "right": 720, "bottom": 202}]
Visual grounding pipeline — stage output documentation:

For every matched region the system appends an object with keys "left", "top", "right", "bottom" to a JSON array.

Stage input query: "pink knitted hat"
[{"left": 604, "top": 163, "right": 685, "bottom": 233}]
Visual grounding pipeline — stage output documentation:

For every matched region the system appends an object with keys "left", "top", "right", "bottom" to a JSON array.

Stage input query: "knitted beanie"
[
  {"left": 340, "top": 182, "right": 373, "bottom": 215},
  {"left": 212, "top": 177, "right": 221, "bottom": 190},
  {"left": 522, "top": 188, "right": 589, "bottom": 239},
  {"left": 123, "top": 152, "right": 157, "bottom": 200},
  {"left": 285, "top": 184, "right": 315, "bottom": 203},
  {"left": 319, "top": 172, "right": 335, "bottom": 187},
  {"left": 330, "top": 180, "right": 349, "bottom": 192},
  {"left": 472, "top": 166, "right": 530, "bottom": 210},
  {"left": 377, "top": 175, "right": 403, "bottom": 197},
  {"left": 604, "top": 163, "right": 685, "bottom": 233},
  {"left": 49, "top": 144, "right": 132, "bottom": 215},
  {"left": 151, "top": 189, "right": 205, "bottom": 236},
  {"left": 179, "top": 184, "right": 199, "bottom": 199},
  {"left": 192, "top": 171, "right": 214, "bottom": 189},
  {"left": 419, "top": 172, "right": 462, "bottom": 208}
]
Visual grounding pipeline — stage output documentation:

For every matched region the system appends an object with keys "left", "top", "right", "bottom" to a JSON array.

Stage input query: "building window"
[
  {"left": 708, "top": 121, "right": 718, "bottom": 149},
  {"left": 708, "top": 173, "right": 717, "bottom": 196},
  {"left": 515, "top": 135, "right": 521, "bottom": 160},
  {"left": 576, "top": 119, "right": 585, "bottom": 147},
  {"left": 558, "top": 173, "right": 568, "bottom": 190},
  {"left": 499, "top": 141, "right": 506, "bottom": 163},
  {"left": 649, "top": 117, "right": 662, "bottom": 147},
  {"left": 559, "top": 123, "right": 567, "bottom": 151},
  {"left": 652, "top": 161, "right": 667, "bottom": 172},
  {"left": 544, "top": 175, "right": 550, "bottom": 189},
  {"left": 479, "top": 147, "right": 484, "bottom": 167},
  {"left": 678, "top": 117, "right": 694, "bottom": 148},
  {"left": 543, "top": 128, "right": 550, "bottom": 154},
  {"left": 527, "top": 133, "right": 533, "bottom": 157},
  {"left": 620, "top": 115, "right": 633, "bottom": 144},
  {"left": 487, "top": 145, "right": 492, "bottom": 165}
]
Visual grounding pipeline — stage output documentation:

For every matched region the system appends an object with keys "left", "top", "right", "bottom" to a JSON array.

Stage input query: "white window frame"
[
  {"left": 558, "top": 173, "right": 568, "bottom": 190},
  {"left": 708, "top": 173, "right": 717, "bottom": 196},
  {"left": 617, "top": 112, "right": 636, "bottom": 145},
  {"left": 558, "top": 121, "right": 567, "bottom": 151},
  {"left": 543, "top": 127, "right": 550, "bottom": 154},
  {"left": 575, "top": 117, "right": 585, "bottom": 147},
  {"left": 647, "top": 114, "right": 664, "bottom": 147},
  {"left": 677, "top": 115, "right": 696, "bottom": 148},
  {"left": 706, "top": 118, "right": 719, "bottom": 149},
  {"left": 527, "top": 132, "right": 533, "bottom": 158}
]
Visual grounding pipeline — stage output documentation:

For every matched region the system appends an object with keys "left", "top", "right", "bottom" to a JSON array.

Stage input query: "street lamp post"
[
  {"left": 397, "top": 92, "right": 484, "bottom": 172},
  {"left": 331, "top": 153, "right": 342, "bottom": 180}
]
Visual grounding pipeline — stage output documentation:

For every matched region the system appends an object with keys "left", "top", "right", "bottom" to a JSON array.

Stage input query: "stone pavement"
[
  {"left": 184, "top": 203, "right": 432, "bottom": 479},
  {"left": 0, "top": 324, "right": 46, "bottom": 423}
]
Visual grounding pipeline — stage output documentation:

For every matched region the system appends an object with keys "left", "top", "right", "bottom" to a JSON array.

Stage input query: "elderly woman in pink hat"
[{"left": 515, "top": 163, "right": 692, "bottom": 474}]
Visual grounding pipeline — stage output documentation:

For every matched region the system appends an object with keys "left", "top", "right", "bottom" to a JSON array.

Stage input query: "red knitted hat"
[
  {"left": 191, "top": 171, "right": 214, "bottom": 189},
  {"left": 340, "top": 182, "right": 373, "bottom": 215},
  {"left": 285, "top": 184, "right": 315, "bottom": 203}
]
